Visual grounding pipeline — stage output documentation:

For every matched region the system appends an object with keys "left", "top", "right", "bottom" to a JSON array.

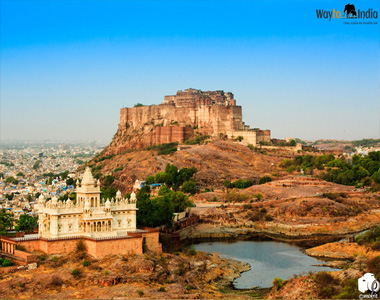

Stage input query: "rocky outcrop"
[{"left": 305, "top": 242, "right": 380, "bottom": 260}]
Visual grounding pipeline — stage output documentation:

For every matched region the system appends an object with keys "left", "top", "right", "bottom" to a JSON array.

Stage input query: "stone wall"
[
  {"left": 142, "top": 231, "right": 162, "bottom": 253},
  {"left": 155, "top": 126, "right": 194, "bottom": 145},
  {"left": 17, "top": 233, "right": 160, "bottom": 258},
  {"left": 106, "top": 89, "right": 270, "bottom": 154},
  {"left": 86, "top": 237, "right": 143, "bottom": 257}
]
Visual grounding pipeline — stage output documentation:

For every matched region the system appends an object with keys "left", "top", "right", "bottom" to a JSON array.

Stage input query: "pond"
[{"left": 191, "top": 240, "right": 340, "bottom": 289}]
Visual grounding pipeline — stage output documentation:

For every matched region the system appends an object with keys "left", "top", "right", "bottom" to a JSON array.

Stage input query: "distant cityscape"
[{"left": 0, "top": 142, "right": 104, "bottom": 222}]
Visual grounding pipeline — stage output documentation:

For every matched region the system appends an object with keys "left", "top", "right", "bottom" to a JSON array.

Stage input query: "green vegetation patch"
[{"left": 145, "top": 142, "right": 178, "bottom": 155}]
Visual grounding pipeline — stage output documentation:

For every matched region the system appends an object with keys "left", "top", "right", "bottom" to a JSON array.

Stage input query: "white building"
[{"left": 37, "top": 167, "right": 137, "bottom": 238}]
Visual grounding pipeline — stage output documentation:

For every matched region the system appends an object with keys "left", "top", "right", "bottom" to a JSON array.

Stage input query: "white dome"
[
  {"left": 130, "top": 191, "right": 136, "bottom": 201},
  {"left": 81, "top": 167, "right": 95, "bottom": 187},
  {"left": 105, "top": 199, "right": 111, "bottom": 208},
  {"left": 116, "top": 190, "right": 122, "bottom": 198},
  {"left": 51, "top": 196, "right": 58, "bottom": 204},
  {"left": 39, "top": 194, "right": 45, "bottom": 201}
]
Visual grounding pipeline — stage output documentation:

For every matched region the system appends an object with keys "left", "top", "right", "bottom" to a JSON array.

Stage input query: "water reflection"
[{"left": 192, "top": 240, "right": 340, "bottom": 288}]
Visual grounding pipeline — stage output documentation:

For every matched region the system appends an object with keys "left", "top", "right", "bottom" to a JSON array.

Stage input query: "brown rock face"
[{"left": 106, "top": 89, "right": 270, "bottom": 154}]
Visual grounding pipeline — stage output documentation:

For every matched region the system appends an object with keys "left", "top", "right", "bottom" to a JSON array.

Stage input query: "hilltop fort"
[{"left": 107, "top": 89, "right": 270, "bottom": 154}]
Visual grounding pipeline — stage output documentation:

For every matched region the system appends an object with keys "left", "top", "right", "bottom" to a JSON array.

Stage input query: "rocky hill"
[
  {"left": 0, "top": 249, "right": 251, "bottom": 299},
  {"left": 89, "top": 141, "right": 285, "bottom": 194}
]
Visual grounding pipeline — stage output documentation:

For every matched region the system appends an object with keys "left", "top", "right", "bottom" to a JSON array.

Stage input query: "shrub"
[
  {"left": 367, "top": 255, "right": 380, "bottom": 277},
  {"left": 272, "top": 277, "right": 284, "bottom": 291},
  {"left": 0, "top": 258, "right": 4, "bottom": 265},
  {"left": 186, "top": 284, "right": 191, "bottom": 291},
  {"left": 137, "top": 290, "right": 144, "bottom": 297},
  {"left": 2, "top": 259, "right": 11, "bottom": 267},
  {"left": 112, "top": 166, "right": 123, "bottom": 173},
  {"left": 159, "top": 287, "right": 166, "bottom": 292},
  {"left": 50, "top": 275, "right": 63, "bottom": 286},
  {"left": 253, "top": 193, "right": 263, "bottom": 201},
  {"left": 224, "top": 191, "right": 249, "bottom": 202},
  {"left": 71, "top": 269, "right": 81, "bottom": 277},
  {"left": 188, "top": 245, "right": 197, "bottom": 256},
  {"left": 146, "top": 143, "right": 178, "bottom": 155},
  {"left": 323, "top": 193, "right": 339, "bottom": 200},
  {"left": 231, "top": 179, "right": 253, "bottom": 189},
  {"left": 334, "top": 278, "right": 360, "bottom": 299},
  {"left": 265, "top": 214, "right": 274, "bottom": 221},
  {"left": 82, "top": 260, "right": 91, "bottom": 267},
  {"left": 259, "top": 176, "right": 272, "bottom": 184},
  {"left": 355, "top": 226, "right": 380, "bottom": 250},
  {"left": 313, "top": 271, "right": 338, "bottom": 298}
]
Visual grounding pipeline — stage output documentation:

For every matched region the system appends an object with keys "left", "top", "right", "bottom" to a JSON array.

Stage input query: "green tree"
[
  {"left": 103, "top": 175, "right": 115, "bottom": 186},
  {"left": 259, "top": 176, "right": 272, "bottom": 184},
  {"left": 66, "top": 177, "right": 75, "bottom": 186},
  {"left": 154, "top": 172, "right": 167, "bottom": 184},
  {"left": 16, "top": 172, "right": 24, "bottom": 177},
  {"left": 46, "top": 177, "right": 53, "bottom": 185},
  {"left": 178, "top": 167, "right": 196, "bottom": 185},
  {"left": 136, "top": 189, "right": 153, "bottom": 227},
  {"left": 145, "top": 175, "right": 155, "bottom": 185},
  {"left": 151, "top": 194, "right": 174, "bottom": 227},
  {"left": 223, "top": 180, "right": 232, "bottom": 192},
  {"left": 171, "top": 191, "right": 191, "bottom": 213},
  {"left": 100, "top": 187, "right": 117, "bottom": 200},
  {"left": 33, "top": 160, "right": 42, "bottom": 170},
  {"left": 165, "top": 164, "right": 178, "bottom": 187},
  {"left": 158, "top": 185, "right": 171, "bottom": 196},
  {"left": 180, "top": 180, "right": 196, "bottom": 194},
  {"left": 0, "top": 209, "right": 14, "bottom": 231},
  {"left": 4, "top": 193, "right": 14, "bottom": 200},
  {"left": 236, "top": 136, "right": 244, "bottom": 142},
  {"left": 16, "top": 214, "right": 38, "bottom": 232},
  {"left": 5, "top": 176, "right": 19, "bottom": 185},
  {"left": 59, "top": 171, "right": 69, "bottom": 180}
]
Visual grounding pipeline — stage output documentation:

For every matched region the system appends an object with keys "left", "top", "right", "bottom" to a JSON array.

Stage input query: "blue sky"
[{"left": 1, "top": 0, "right": 379, "bottom": 143}]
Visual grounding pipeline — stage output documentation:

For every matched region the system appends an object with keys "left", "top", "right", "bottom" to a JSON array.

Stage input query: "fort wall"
[
  {"left": 108, "top": 89, "right": 270, "bottom": 153},
  {"left": 17, "top": 231, "right": 161, "bottom": 258}
]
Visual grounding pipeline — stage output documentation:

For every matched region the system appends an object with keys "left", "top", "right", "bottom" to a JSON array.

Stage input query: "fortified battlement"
[
  {"left": 163, "top": 88, "right": 236, "bottom": 107},
  {"left": 107, "top": 89, "right": 270, "bottom": 154}
]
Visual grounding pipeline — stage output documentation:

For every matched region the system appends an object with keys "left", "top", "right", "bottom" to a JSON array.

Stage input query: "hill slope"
[{"left": 89, "top": 141, "right": 286, "bottom": 193}]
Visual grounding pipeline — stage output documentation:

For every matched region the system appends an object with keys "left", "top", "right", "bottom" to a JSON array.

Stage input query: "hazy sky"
[{"left": 1, "top": 0, "right": 379, "bottom": 143}]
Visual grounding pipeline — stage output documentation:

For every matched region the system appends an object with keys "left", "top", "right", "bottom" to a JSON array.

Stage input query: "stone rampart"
[{"left": 106, "top": 89, "right": 270, "bottom": 153}]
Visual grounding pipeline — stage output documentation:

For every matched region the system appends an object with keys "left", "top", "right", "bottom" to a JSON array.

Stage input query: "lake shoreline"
[
  {"left": 180, "top": 223, "right": 373, "bottom": 248},
  {"left": 191, "top": 240, "right": 340, "bottom": 290}
]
